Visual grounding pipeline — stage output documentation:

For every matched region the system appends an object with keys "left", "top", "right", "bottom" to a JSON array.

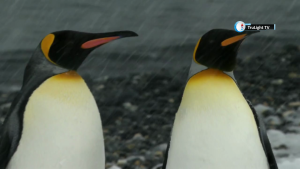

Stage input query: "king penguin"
[
  {"left": 0, "top": 30, "right": 138, "bottom": 169},
  {"left": 162, "top": 29, "right": 278, "bottom": 169}
]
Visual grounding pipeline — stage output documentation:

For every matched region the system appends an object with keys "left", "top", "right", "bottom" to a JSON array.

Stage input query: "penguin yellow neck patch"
[
  {"left": 41, "top": 34, "right": 56, "bottom": 64},
  {"left": 193, "top": 38, "right": 201, "bottom": 64},
  {"left": 54, "top": 71, "right": 83, "bottom": 81},
  {"left": 221, "top": 34, "right": 246, "bottom": 46},
  {"left": 188, "top": 68, "right": 231, "bottom": 84}
]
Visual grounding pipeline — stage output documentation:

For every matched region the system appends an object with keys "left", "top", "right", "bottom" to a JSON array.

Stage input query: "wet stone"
[
  {"left": 265, "top": 116, "right": 283, "bottom": 127},
  {"left": 270, "top": 79, "right": 284, "bottom": 85}
]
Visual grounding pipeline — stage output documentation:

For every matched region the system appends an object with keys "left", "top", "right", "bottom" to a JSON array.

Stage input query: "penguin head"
[
  {"left": 40, "top": 30, "right": 138, "bottom": 70},
  {"left": 193, "top": 29, "right": 259, "bottom": 72}
]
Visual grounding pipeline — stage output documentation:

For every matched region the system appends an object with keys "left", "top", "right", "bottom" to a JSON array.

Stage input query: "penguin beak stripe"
[
  {"left": 221, "top": 34, "right": 247, "bottom": 47},
  {"left": 81, "top": 36, "right": 121, "bottom": 49}
]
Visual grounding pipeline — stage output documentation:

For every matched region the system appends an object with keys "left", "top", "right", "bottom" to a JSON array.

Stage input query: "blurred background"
[{"left": 0, "top": 0, "right": 300, "bottom": 169}]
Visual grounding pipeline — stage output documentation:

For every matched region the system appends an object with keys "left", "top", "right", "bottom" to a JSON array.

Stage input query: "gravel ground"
[{"left": 0, "top": 45, "right": 300, "bottom": 169}]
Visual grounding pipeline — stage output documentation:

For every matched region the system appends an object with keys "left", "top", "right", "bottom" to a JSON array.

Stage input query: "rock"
[
  {"left": 162, "top": 80, "right": 168, "bottom": 85},
  {"left": 265, "top": 116, "right": 283, "bottom": 126},
  {"left": 0, "top": 117, "right": 4, "bottom": 124},
  {"left": 0, "top": 102, "right": 11, "bottom": 110},
  {"left": 0, "top": 102, "right": 12, "bottom": 123},
  {"left": 117, "top": 159, "right": 128, "bottom": 166},
  {"left": 154, "top": 89, "right": 160, "bottom": 94},
  {"left": 95, "top": 84, "right": 105, "bottom": 91},
  {"left": 254, "top": 104, "right": 274, "bottom": 115},
  {"left": 270, "top": 79, "right": 284, "bottom": 85},
  {"left": 108, "top": 165, "right": 122, "bottom": 169},
  {"left": 106, "top": 152, "right": 119, "bottom": 162},
  {"left": 132, "top": 133, "right": 145, "bottom": 141},
  {"left": 134, "top": 160, "right": 141, "bottom": 166},
  {"left": 127, "top": 156, "right": 146, "bottom": 168},
  {"left": 151, "top": 164, "right": 163, "bottom": 169},
  {"left": 127, "top": 156, "right": 145, "bottom": 162},
  {"left": 288, "top": 72, "right": 300, "bottom": 78},
  {"left": 276, "top": 104, "right": 289, "bottom": 114},
  {"left": 168, "top": 98, "right": 174, "bottom": 103},
  {"left": 287, "top": 94, "right": 299, "bottom": 101},
  {"left": 145, "top": 143, "right": 168, "bottom": 162},
  {"left": 154, "top": 151, "right": 164, "bottom": 158},
  {"left": 282, "top": 109, "right": 300, "bottom": 126},
  {"left": 282, "top": 110, "right": 296, "bottom": 119},
  {"left": 122, "top": 102, "right": 138, "bottom": 112},
  {"left": 289, "top": 101, "right": 300, "bottom": 107},
  {"left": 133, "top": 75, "right": 141, "bottom": 80},
  {"left": 134, "top": 165, "right": 147, "bottom": 169},
  {"left": 286, "top": 126, "right": 300, "bottom": 133},
  {"left": 151, "top": 143, "right": 168, "bottom": 152},
  {"left": 1, "top": 93, "right": 9, "bottom": 98},
  {"left": 267, "top": 130, "right": 286, "bottom": 149},
  {"left": 9, "top": 85, "right": 21, "bottom": 92}
]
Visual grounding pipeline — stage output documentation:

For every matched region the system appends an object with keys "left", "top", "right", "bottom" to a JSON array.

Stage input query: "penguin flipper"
[
  {"left": 161, "top": 141, "right": 170, "bottom": 169},
  {"left": 246, "top": 100, "right": 278, "bottom": 169},
  {"left": 0, "top": 75, "right": 48, "bottom": 168},
  {"left": 0, "top": 129, "right": 12, "bottom": 169},
  {"left": 0, "top": 90, "right": 27, "bottom": 169}
]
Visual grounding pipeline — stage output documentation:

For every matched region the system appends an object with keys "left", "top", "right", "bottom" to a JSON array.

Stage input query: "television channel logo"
[{"left": 234, "top": 21, "right": 246, "bottom": 32}]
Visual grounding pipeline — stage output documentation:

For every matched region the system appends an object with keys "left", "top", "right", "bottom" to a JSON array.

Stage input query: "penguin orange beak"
[
  {"left": 221, "top": 31, "right": 259, "bottom": 47},
  {"left": 81, "top": 36, "right": 121, "bottom": 49},
  {"left": 80, "top": 31, "right": 138, "bottom": 49}
]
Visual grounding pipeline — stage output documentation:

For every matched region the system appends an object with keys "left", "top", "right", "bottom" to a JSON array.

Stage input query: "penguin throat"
[
  {"left": 55, "top": 71, "right": 82, "bottom": 80},
  {"left": 189, "top": 69, "right": 226, "bottom": 82},
  {"left": 187, "top": 60, "right": 236, "bottom": 82},
  {"left": 195, "top": 53, "right": 237, "bottom": 72}
]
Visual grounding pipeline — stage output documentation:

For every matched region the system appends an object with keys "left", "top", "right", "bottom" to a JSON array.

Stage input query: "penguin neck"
[
  {"left": 56, "top": 70, "right": 82, "bottom": 80},
  {"left": 187, "top": 60, "right": 236, "bottom": 82},
  {"left": 185, "top": 68, "right": 237, "bottom": 95},
  {"left": 181, "top": 67, "right": 240, "bottom": 110}
]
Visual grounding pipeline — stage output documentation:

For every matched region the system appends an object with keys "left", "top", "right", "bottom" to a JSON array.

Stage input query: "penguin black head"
[
  {"left": 193, "top": 29, "right": 259, "bottom": 71},
  {"left": 40, "top": 30, "right": 138, "bottom": 70}
]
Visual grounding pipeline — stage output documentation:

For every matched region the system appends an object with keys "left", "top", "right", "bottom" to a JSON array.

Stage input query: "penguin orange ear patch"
[
  {"left": 81, "top": 36, "right": 121, "bottom": 49},
  {"left": 193, "top": 38, "right": 201, "bottom": 64},
  {"left": 41, "top": 34, "right": 56, "bottom": 64},
  {"left": 221, "top": 34, "right": 246, "bottom": 46}
]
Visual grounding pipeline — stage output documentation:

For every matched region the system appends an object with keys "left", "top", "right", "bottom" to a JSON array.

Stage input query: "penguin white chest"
[
  {"left": 7, "top": 72, "right": 105, "bottom": 169},
  {"left": 166, "top": 69, "right": 269, "bottom": 169}
]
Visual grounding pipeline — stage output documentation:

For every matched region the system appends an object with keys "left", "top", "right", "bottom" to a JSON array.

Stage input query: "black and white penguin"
[
  {"left": 0, "top": 30, "right": 138, "bottom": 169},
  {"left": 162, "top": 29, "right": 278, "bottom": 169}
]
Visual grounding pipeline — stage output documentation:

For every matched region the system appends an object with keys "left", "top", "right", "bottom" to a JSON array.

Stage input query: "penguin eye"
[{"left": 41, "top": 34, "right": 56, "bottom": 65}]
